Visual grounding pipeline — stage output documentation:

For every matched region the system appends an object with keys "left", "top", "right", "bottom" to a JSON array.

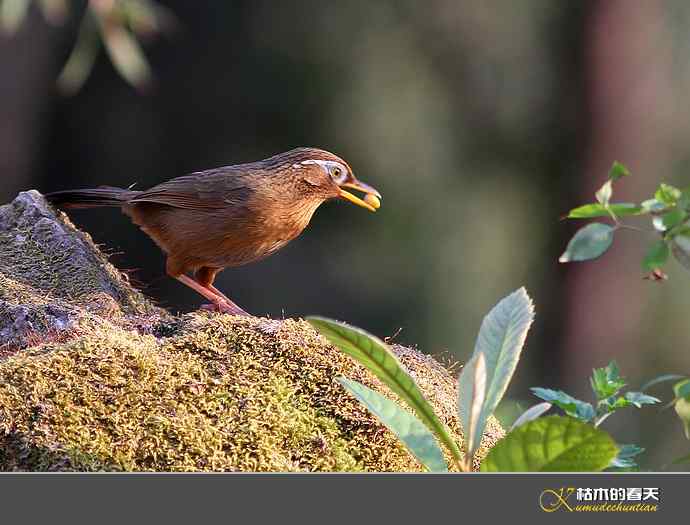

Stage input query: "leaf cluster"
[
  {"left": 560, "top": 162, "right": 690, "bottom": 278},
  {"left": 1, "top": 0, "right": 175, "bottom": 94},
  {"left": 531, "top": 361, "right": 660, "bottom": 470},
  {"left": 309, "top": 289, "right": 621, "bottom": 472}
]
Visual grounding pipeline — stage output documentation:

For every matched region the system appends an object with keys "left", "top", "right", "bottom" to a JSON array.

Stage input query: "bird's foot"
[{"left": 199, "top": 301, "right": 251, "bottom": 316}]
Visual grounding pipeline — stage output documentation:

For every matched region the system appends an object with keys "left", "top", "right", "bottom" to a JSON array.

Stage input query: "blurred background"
[{"left": 2, "top": 0, "right": 690, "bottom": 469}]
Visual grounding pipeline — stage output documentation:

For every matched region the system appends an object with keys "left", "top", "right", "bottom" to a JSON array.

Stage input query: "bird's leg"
[
  {"left": 175, "top": 274, "right": 248, "bottom": 315},
  {"left": 194, "top": 267, "right": 250, "bottom": 316}
]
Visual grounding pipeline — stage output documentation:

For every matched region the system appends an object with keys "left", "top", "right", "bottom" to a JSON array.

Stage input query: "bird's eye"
[{"left": 331, "top": 165, "right": 346, "bottom": 183}]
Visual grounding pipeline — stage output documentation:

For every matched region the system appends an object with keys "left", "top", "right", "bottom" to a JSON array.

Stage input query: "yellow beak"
[{"left": 339, "top": 180, "right": 382, "bottom": 212}]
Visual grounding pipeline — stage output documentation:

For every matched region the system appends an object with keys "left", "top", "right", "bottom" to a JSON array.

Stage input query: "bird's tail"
[{"left": 45, "top": 186, "right": 138, "bottom": 209}]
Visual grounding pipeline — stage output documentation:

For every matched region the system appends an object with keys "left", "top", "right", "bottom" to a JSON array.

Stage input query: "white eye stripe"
[{"left": 300, "top": 160, "right": 348, "bottom": 182}]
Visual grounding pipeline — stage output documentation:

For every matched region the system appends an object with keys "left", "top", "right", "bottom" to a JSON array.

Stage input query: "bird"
[{"left": 45, "top": 147, "right": 381, "bottom": 316}]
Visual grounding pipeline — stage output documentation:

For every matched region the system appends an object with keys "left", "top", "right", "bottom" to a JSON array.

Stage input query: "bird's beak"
[{"left": 338, "top": 178, "right": 382, "bottom": 212}]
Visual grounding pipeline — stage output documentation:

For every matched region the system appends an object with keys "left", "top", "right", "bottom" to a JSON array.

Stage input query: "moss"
[
  {"left": 0, "top": 315, "right": 503, "bottom": 471},
  {"left": 0, "top": 191, "right": 503, "bottom": 471}
]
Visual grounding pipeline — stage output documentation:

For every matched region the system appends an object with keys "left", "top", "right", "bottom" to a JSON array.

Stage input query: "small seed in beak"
[{"left": 364, "top": 193, "right": 381, "bottom": 210}]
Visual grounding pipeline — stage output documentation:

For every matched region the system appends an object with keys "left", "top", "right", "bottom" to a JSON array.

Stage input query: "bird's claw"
[{"left": 199, "top": 302, "right": 250, "bottom": 316}]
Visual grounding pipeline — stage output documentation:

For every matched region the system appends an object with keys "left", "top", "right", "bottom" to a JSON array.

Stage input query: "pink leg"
[{"left": 175, "top": 274, "right": 249, "bottom": 316}]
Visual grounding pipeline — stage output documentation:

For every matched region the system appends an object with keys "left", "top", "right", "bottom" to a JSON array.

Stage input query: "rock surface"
[{"left": 0, "top": 191, "right": 503, "bottom": 471}]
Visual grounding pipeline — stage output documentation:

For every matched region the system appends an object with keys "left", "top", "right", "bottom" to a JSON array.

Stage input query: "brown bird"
[{"left": 46, "top": 147, "right": 381, "bottom": 315}]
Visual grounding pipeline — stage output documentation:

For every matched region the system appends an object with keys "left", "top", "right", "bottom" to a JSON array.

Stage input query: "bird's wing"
[{"left": 130, "top": 168, "right": 253, "bottom": 211}]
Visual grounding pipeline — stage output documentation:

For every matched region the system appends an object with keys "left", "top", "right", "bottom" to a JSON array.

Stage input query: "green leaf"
[
  {"left": 640, "top": 374, "right": 687, "bottom": 392},
  {"left": 608, "top": 161, "right": 631, "bottom": 181},
  {"left": 597, "top": 391, "right": 659, "bottom": 415},
  {"left": 609, "top": 444, "right": 644, "bottom": 470},
  {"left": 655, "top": 183, "right": 682, "bottom": 205},
  {"left": 674, "top": 397, "right": 690, "bottom": 440},
  {"left": 457, "top": 353, "right": 487, "bottom": 464},
  {"left": 531, "top": 387, "right": 595, "bottom": 422},
  {"left": 100, "top": 21, "right": 153, "bottom": 90},
  {"left": 458, "top": 288, "right": 534, "bottom": 465},
  {"left": 597, "top": 395, "right": 629, "bottom": 415},
  {"left": 661, "top": 208, "right": 686, "bottom": 230},
  {"left": 307, "top": 317, "right": 463, "bottom": 464},
  {"left": 567, "top": 203, "right": 642, "bottom": 219},
  {"left": 559, "top": 223, "right": 614, "bottom": 263},
  {"left": 57, "top": 11, "right": 101, "bottom": 95},
  {"left": 611, "top": 396, "right": 632, "bottom": 409},
  {"left": 642, "top": 240, "right": 670, "bottom": 271},
  {"left": 674, "top": 379, "right": 690, "bottom": 400},
  {"left": 509, "top": 402, "right": 552, "bottom": 432},
  {"left": 624, "top": 391, "right": 660, "bottom": 408},
  {"left": 121, "top": 0, "right": 174, "bottom": 36},
  {"left": 595, "top": 180, "right": 613, "bottom": 207},
  {"left": 590, "top": 361, "right": 626, "bottom": 400},
  {"left": 338, "top": 377, "right": 447, "bottom": 472},
  {"left": 481, "top": 416, "right": 618, "bottom": 472},
  {"left": 671, "top": 234, "right": 690, "bottom": 270}
]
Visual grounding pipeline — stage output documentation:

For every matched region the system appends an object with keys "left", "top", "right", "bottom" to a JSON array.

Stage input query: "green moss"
[
  {"left": 0, "top": 315, "right": 503, "bottom": 471},
  {"left": 0, "top": 191, "right": 503, "bottom": 471}
]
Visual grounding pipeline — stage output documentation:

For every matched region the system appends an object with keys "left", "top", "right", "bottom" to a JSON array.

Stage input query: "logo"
[{"left": 539, "top": 486, "right": 659, "bottom": 512}]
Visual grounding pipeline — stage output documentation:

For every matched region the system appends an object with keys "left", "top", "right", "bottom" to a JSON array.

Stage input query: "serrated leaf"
[
  {"left": 595, "top": 180, "right": 613, "bottom": 207},
  {"left": 608, "top": 161, "right": 631, "bottom": 181},
  {"left": 590, "top": 361, "right": 626, "bottom": 400},
  {"left": 605, "top": 396, "right": 631, "bottom": 410},
  {"left": 458, "top": 353, "right": 487, "bottom": 464},
  {"left": 338, "top": 377, "right": 447, "bottom": 472},
  {"left": 509, "top": 402, "right": 552, "bottom": 432},
  {"left": 642, "top": 240, "right": 670, "bottom": 272},
  {"left": 609, "top": 444, "right": 644, "bottom": 469},
  {"left": 458, "top": 288, "right": 534, "bottom": 465},
  {"left": 624, "top": 391, "right": 660, "bottom": 408},
  {"left": 531, "top": 387, "right": 595, "bottom": 422},
  {"left": 559, "top": 223, "right": 614, "bottom": 263},
  {"left": 307, "top": 317, "right": 463, "bottom": 464},
  {"left": 567, "top": 203, "right": 642, "bottom": 219},
  {"left": 481, "top": 416, "right": 618, "bottom": 472}
]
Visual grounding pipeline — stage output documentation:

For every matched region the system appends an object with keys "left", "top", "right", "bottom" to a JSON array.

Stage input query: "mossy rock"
[{"left": 0, "top": 191, "right": 503, "bottom": 471}]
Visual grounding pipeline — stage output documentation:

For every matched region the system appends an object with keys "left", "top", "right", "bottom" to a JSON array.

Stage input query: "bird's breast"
[{"left": 201, "top": 196, "right": 324, "bottom": 268}]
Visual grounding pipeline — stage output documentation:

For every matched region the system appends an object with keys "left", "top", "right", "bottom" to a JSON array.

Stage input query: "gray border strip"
[{"left": 0, "top": 473, "right": 686, "bottom": 523}]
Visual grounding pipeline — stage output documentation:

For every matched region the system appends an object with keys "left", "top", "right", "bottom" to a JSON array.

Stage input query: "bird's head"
[{"left": 265, "top": 148, "right": 382, "bottom": 212}]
